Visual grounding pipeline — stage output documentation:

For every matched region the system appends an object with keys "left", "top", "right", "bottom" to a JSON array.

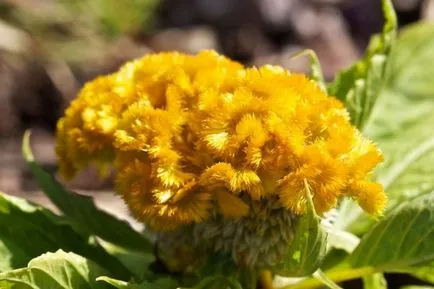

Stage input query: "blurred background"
[{"left": 0, "top": 0, "right": 433, "bottom": 288}]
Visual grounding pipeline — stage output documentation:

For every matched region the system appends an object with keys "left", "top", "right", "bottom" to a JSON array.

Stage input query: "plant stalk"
[{"left": 282, "top": 267, "right": 375, "bottom": 289}]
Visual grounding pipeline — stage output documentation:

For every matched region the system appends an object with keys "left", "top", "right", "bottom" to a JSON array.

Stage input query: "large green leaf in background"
[
  {"left": 348, "top": 190, "right": 434, "bottom": 272},
  {"left": 292, "top": 190, "right": 434, "bottom": 289},
  {"left": 405, "top": 262, "right": 434, "bottom": 284},
  {"left": 99, "top": 242, "right": 155, "bottom": 281},
  {"left": 0, "top": 250, "right": 110, "bottom": 289},
  {"left": 0, "top": 192, "right": 131, "bottom": 279},
  {"left": 334, "top": 22, "right": 434, "bottom": 235},
  {"left": 367, "top": 23, "right": 434, "bottom": 208},
  {"left": 22, "top": 132, "right": 153, "bottom": 254}
]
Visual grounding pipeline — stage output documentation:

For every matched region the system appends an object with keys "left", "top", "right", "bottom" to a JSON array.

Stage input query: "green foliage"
[
  {"left": 386, "top": 23, "right": 434, "bottom": 98},
  {"left": 406, "top": 262, "right": 434, "bottom": 284},
  {"left": 99, "top": 243, "right": 155, "bottom": 281},
  {"left": 292, "top": 49, "right": 326, "bottom": 92},
  {"left": 22, "top": 132, "right": 153, "bottom": 254},
  {"left": 327, "top": 0, "right": 396, "bottom": 130},
  {"left": 301, "top": 2, "right": 434, "bottom": 288},
  {"left": 98, "top": 274, "right": 245, "bottom": 289},
  {"left": 11, "top": 0, "right": 159, "bottom": 38},
  {"left": 275, "top": 181, "right": 327, "bottom": 277},
  {"left": 189, "top": 276, "right": 243, "bottom": 289},
  {"left": 312, "top": 270, "right": 342, "bottom": 289},
  {"left": 0, "top": 192, "right": 131, "bottom": 279},
  {"left": 1, "top": 1, "right": 434, "bottom": 289},
  {"left": 349, "top": 191, "right": 434, "bottom": 270},
  {"left": 86, "top": 0, "right": 159, "bottom": 37},
  {"left": 367, "top": 24, "right": 434, "bottom": 209},
  {"left": 401, "top": 287, "right": 434, "bottom": 289},
  {"left": 289, "top": 190, "right": 434, "bottom": 289},
  {"left": 0, "top": 250, "right": 110, "bottom": 289},
  {"left": 0, "top": 0, "right": 159, "bottom": 63},
  {"left": 363, "top": 273, "right": 387, "bottom": 289},
  {"left": 334, "top": 22, "right": 434, "bottom": 235},
  {"left": 97, "top": 276, "right": 178, "bottom": 289}
]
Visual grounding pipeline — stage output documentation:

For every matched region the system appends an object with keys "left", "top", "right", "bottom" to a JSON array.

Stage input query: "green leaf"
[
  {"left": 321, "top": 249, "right": 350, "bottom": 272},
  {"left": 366, "top": 23, "right": 434, "bottom": 208},
  {"left": 189, "top": 254, "right": 255, "bottom": 289},
  {"left": 397, "top": 261, "right": 434, "bottom": 285},
  {"left": 334, "top": 23, "right": 434, "bottom": 235},
  {"left": 291, "top": 49, "right": 326, "bottom": 92},
  {"left": 183, "top": 275, "right": 243, "bottom": 289},
  {"left": 386, "top": 23, "right": 434, "bottom": 98},
  {"left": 99, "top": 241, "right": 155, "bottom": 280},
  {"left": 0, "top": 250, "right": 110, "bottom": 289},
  {"left": 0, "top": 239, "right": 18, "bottom": 273},
  {"left": 328, "top": 0, "right": 396, "bottom": 130},
  {"left": 348, "top": 191, "right": 434, "bottom": 270},
  {"left": 363, "top": 273, "right": 387, "bottom": 289},
  {"left": 97, "top": 276, "right": 178, "bottom": 289},
  {"left": 0, "top": 192, "right": 131, "bottom": 278},
  {"left": 22, "top": 132, "right": 153, "bottom": 253},
  {"left": 411, "top": 266, "right": 434, "bottom": 284},
  {"left": 274, "top": 180, "right": 327, "bottom": 277},
  {"left": 313, "top": 270, "right": 342, "bottom": 289},
  {"left": 327, "top": 229, "right": 360, "bottom": 254},
  {"left": 401, "top": 287, "right": 434, "bottom": 289},
  {"left": 97, "top": 277, "right": 129, "bottom": 288}
]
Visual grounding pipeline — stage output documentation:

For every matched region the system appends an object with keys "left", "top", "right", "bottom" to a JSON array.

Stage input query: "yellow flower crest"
[{"left": 56, "top": 50, "right": 386, "bottom": 232}]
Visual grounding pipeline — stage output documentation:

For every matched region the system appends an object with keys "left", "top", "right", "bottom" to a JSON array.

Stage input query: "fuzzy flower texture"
[{"left": 56, "top": 51, "right": 386, "bottom": 268}]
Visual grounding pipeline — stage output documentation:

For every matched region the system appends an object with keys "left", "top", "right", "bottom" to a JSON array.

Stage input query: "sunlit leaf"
[
  {"left": 0, "top": 250, "right": 110, "bottom": 289},
  {"left": 97, "top": 276, "right": 179, "bottom": 289},
  {"left": 363, "top": 273, "right": 387, "bottom": 289},
  {"left": 328, "top": 0, "right": 396, "bottom": 130},
  {"left": 335, "top": 23, "right": 434, "bottom": 235},
  {"left": 349, "top": 191, "right": 434, "bottom": 270},
  {"left": 0, "top": 192, "right": 131, "bottom": 279},
  {"left": 22, "top": 132, "right": 153, "bottom": 254}
]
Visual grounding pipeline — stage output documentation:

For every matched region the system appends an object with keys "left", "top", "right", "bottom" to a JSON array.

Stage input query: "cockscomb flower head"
[{"left": 56, "top": 50, "right": 386, "bottom": 269}]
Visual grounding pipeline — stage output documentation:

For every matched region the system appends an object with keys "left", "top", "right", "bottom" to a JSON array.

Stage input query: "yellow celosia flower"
[
  {"left": 56, "top": 50, "right": 386, "bottom": 268},
  {"left": 56, "top": 75, "right": 121, "bottom": 178}
]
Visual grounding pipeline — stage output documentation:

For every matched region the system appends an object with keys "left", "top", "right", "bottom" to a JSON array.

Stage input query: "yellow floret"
[{"left": 55, "top": 75, "right": 121, "bottom": 178}]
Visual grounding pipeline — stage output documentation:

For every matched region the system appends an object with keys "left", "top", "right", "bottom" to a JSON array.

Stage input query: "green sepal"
[
  {"left": 291, "top": 49, "right": 326, "bottom": 92},
  {"left": 273, "top": 180, "right": 327, "bottom": 277}
]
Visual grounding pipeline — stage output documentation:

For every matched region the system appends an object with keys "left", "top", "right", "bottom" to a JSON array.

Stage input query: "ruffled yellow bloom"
[
  {"left": 56, "top": 50, "right": 386, "bottom": 243},
  {"left": 56, "top": 75, "right": 120, "bottom": 178}
]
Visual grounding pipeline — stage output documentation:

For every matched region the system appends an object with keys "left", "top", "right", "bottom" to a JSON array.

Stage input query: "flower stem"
[
  {"left": 312, "top": 270, "right": 342, "bottom": 289},
  {"left": 259, "top": 270, "right": 274, "bottom": 289},
  {"left": 282, "top": 267, "right": 375, "bottom": 289}
]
